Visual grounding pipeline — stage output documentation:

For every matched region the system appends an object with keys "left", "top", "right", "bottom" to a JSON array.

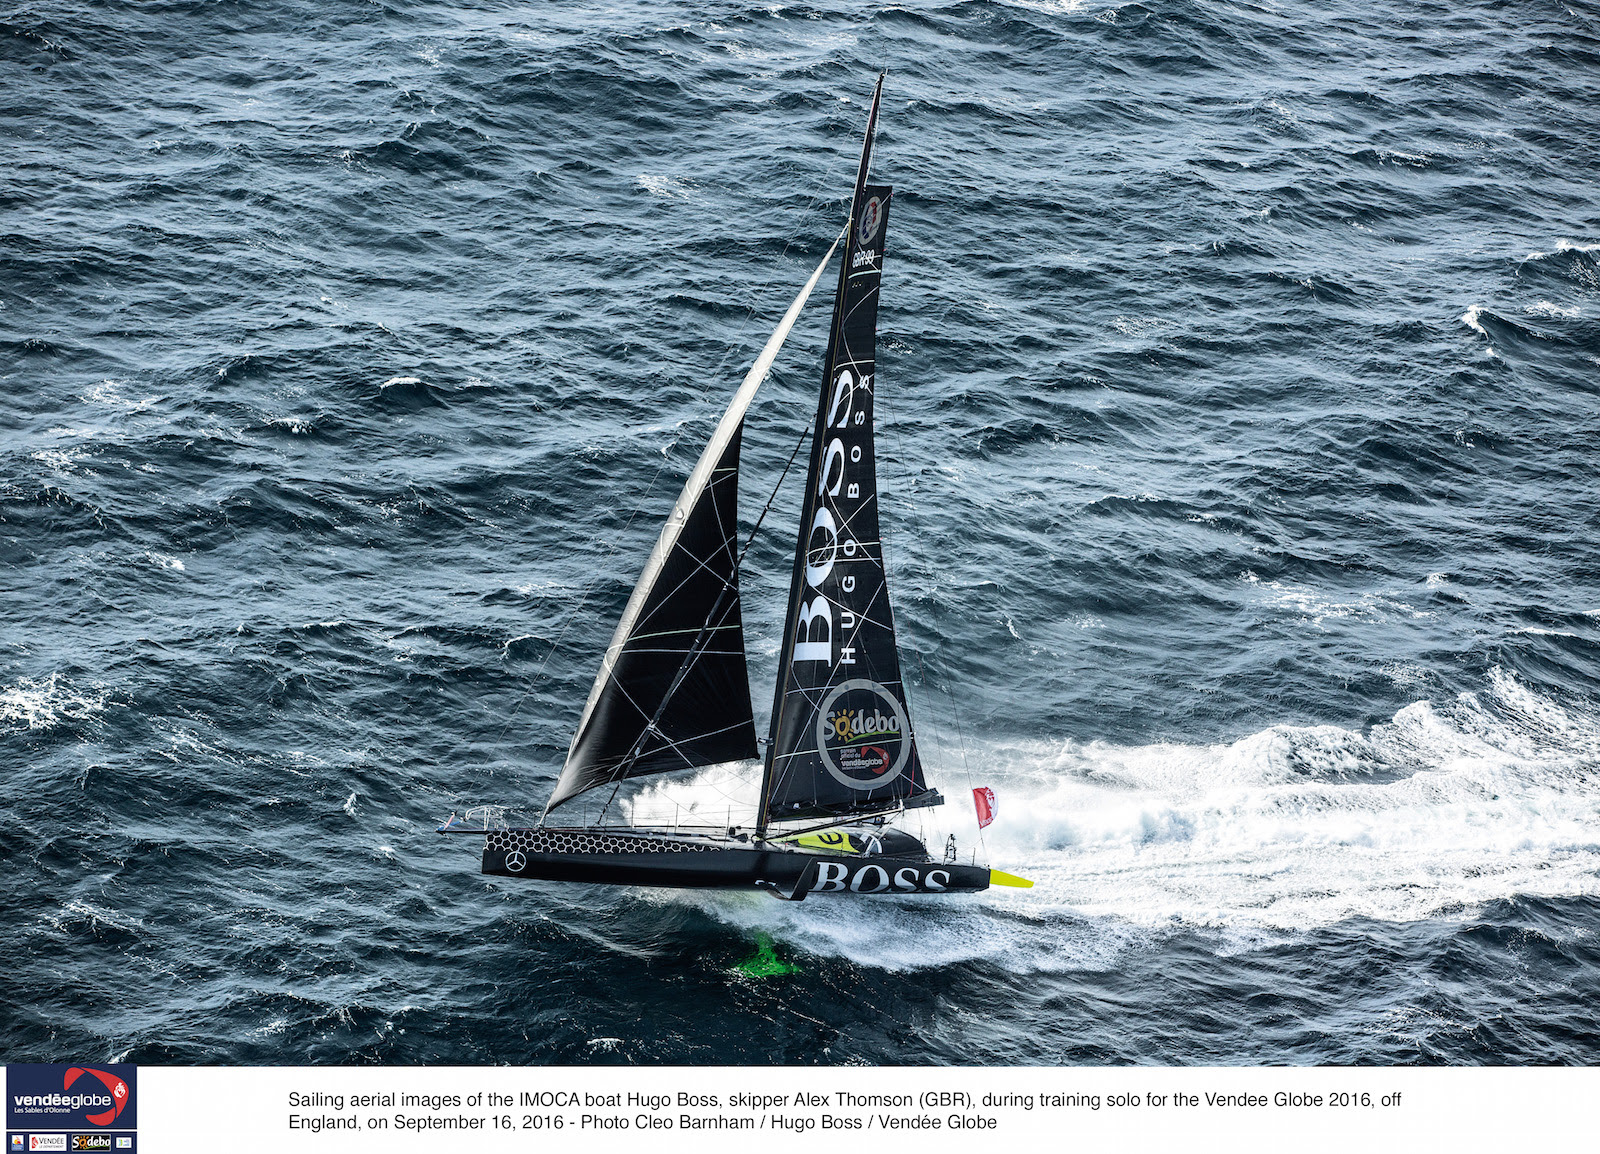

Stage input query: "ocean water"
[{"left": 4, "top": 0, "right": 1599, "bottom": 1064}]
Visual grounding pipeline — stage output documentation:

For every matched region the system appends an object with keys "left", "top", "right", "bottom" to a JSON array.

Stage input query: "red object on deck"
[{"left": 973, "top": 786, "right": 997, "bottom": 829}]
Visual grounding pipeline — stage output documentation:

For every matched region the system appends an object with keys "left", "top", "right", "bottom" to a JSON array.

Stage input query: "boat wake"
[{"left": 681, "top": 668, "right": 1600, "bottom": 970}]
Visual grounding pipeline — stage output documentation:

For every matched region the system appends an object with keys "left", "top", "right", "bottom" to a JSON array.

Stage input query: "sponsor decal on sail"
[
  {"left": 815, "top": 679, "right": 911, "bottom": 790},
  {"left": 857, "top": 195, "right": 883, "bottom": 245}
]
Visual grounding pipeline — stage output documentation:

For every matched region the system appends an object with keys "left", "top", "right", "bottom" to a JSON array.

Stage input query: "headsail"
[
  {"left": 547, "top": 236, "right": 843, "bottom": 814},
  {"left": 761, "top": 75, "right": 938, "bottom": 827}
]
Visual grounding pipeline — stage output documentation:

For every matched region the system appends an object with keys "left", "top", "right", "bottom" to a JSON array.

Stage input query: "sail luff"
[{"left": 545, "top": 234, "right": 844, "bottom": 815}]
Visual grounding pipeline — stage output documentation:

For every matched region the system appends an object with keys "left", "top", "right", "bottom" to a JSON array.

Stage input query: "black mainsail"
[
  {"left": 759, "top": 75, "right": 937, "bottom": 827},
  {"left": 546, "top": 237, "right": 842, "bottom": 814}
]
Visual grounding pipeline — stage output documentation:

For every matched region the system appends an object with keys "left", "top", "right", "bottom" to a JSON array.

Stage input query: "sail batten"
[{"left": 545, "top": 234, "right": 843, "bottom": 815}]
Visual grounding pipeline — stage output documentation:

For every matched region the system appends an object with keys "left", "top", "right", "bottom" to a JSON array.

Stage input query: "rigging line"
[
  {"left": 599, "top": 715, "right": 751, "bottom": 820},
  {"left": 592, "top": 572, "right": 750, "bottom": 795},
  {"left": 568, "top": 221, "right": 848, "bottom": 824},
  {"left": 758, "top": 804, "right": 906, "bottom": 843},
  {"left": 603, "top": 462, "right": 749, "bottom": 624},
  {"left": 563, "top": 437, "right": 809, "bottom": 813},
  {"left": 612, "top": 543, "right": 739, "bottom": 630},
  {"left": 933, "top": 631, "right": 984, "bottom": 858},
  {"left": 737, "top": 422, "right": 811, "bottom": 570},
  {"left": 566, "top": 398, "right": 812, "bottom": 812},
  {"left": 915, "top": 642, "right": 983, "bottom": 858},
  {"left": 495, "top": 439, "right": 680, "bottom": 751},
  {"left": 548, "top": 232, "right": 849, "bottom": 822},
  {"left": 912, "top": 644, "right": 949, "bottom": 800},
  {"left": 635, "top": 718, "right": 754, "bottom": 765},
  {"left": 596, "top": 779, "right": 623, "bottom": 825},
  {"left": 756, "top": 164, "right": 879, "bottom": 830}
]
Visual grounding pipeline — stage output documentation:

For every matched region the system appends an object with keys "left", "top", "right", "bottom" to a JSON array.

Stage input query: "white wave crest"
[
  {"left": 1522, "top": 238, "right": 1600, "bottom": 261},
  {"left": 636, "top": 174, "right": 697, "bottom": 199},
  {"left": 0, "top": 673, "right": 107, "bottom": 732},
  {"left": 82, "top": 379, "right": 162, "bottom": 412},
  {"left": 1250, "top": 576, "right": 1432, "bottom": 630}
]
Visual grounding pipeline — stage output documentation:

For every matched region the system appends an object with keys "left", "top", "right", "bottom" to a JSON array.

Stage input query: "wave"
[{"left": 1522, "top": 238, "right": 1600, "bottom": 261}]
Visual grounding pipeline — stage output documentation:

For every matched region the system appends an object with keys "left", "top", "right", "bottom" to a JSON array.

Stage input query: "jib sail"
[
  {"left": 546, "top": 237, "right": 843, "bottom": 814},
  {"left": 760, "top": 75, "right": 938, "bottom": 827}
]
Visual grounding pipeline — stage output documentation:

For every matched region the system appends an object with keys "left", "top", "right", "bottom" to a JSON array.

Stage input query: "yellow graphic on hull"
[{"left": 790, "top": 831, "right": 860, "bottom": 854}]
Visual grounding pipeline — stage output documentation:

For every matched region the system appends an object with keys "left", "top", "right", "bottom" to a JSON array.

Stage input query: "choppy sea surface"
[{"left": 4, "top": 0, "right": 1600, "bottom": 1065}]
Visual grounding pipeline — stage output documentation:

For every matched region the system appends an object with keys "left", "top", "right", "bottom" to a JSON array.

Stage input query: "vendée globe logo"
[
  {"left": 8, "top": 1065, "right": 135, "bottom": 1132},
  {"left": 11, "top": 1071, "right": 126, "bottom": 1126}
]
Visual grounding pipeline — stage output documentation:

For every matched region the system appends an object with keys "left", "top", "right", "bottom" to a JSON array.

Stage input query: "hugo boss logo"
[{"left": 812, "top": 862, "right": 950, "bottom": 893}]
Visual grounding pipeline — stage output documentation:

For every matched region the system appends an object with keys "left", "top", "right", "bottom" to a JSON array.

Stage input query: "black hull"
[{"left": 481, "top": 828, "right": 989, "bottom": 899}]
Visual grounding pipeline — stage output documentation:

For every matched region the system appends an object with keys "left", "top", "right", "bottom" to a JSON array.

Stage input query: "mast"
[{"left": 758, "top": 74, "right": 938, "bottom": 835}]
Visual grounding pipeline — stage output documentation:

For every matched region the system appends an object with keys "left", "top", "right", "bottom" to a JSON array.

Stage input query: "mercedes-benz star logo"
[{"left": 504, "top": 850, "right": 526, "bottom": 873}]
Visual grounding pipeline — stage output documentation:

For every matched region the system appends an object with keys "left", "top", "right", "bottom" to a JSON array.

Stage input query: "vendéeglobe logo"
[{"left": 6, "top": 1064, "right": 137, "bottom": 1135}]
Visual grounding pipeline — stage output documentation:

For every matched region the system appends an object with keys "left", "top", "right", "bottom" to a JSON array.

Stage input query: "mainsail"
[
  {"left": 760, "top": 76, "right": 937, "bottom": 827},
  {"left": 546, "top": 237, "right": 843, "bottom": 814}
]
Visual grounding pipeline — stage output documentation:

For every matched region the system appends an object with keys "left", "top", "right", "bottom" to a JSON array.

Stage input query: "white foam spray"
[
  {"left": 655, "top": 669, "right": 1600, "bottom": 971},
  {"left": 0, "top": 674, "right": 107, "bottom": 733}
]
